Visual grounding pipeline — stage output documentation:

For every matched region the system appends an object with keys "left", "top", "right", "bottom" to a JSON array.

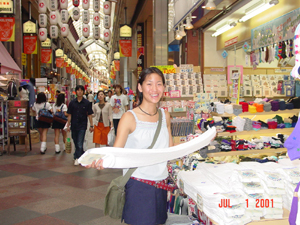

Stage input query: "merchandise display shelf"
[
  {"left": 211, "top": 109, "right": 300, "bottom": 117},
  {"left": 217, "top": 128, "right": 294, "bottom": 137},
  {"left": 207, "top": 148, "right": 287, "bottom": 157},
  {"left": 162, "top": 96, "right": 193, "bottom": 101},
  {"left": 170, "top": 111, "right": 187, "bottom": 117}
]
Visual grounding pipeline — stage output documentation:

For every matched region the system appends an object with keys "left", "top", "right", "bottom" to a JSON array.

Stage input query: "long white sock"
[
  {"left": 41, "top": 142, "right": 47, "bottom": 151},
  {"left": 55, "top": 144, "right": 60, "bottom": 152}
]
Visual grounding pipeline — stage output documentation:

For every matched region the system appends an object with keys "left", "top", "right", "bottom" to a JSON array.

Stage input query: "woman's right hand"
[{"left": 85, "top": 159, "right": 104, "bottom": 170}]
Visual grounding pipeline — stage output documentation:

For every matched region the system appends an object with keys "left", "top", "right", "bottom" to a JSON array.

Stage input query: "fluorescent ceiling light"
[
  {"left": 179, "top": 24, "right": 186, "bottom": 36},
  {"left": 239, "top": 1, "right": 277, "bottom": 22},
  {"left": 185, "top": 16, "right": 193, "bottom": 30},
  {"left": 212, "top": 22, "right": 236, "bottom": 37},
  {"left": 175, "top": 30, "right": 182, "bottom": 40},
  {"left": 205, "top": 0, "right": 216, "bottom": 10}
]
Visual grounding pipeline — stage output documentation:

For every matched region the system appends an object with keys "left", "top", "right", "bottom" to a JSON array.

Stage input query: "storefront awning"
[{"left": 0, "top": 42, "right": 21, "bottom": 76}]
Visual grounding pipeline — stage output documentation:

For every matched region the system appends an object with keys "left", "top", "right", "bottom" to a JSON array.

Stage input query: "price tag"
[
  {"left": 232, "top": 72, "right": 239, "bottom": 80},
  {"left": 197, "top": 193, "right": 203, "bottom": 212}
]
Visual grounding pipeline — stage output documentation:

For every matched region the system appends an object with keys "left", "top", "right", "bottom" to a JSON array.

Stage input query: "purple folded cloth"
[
  {"left": 286, "top": 103, "right": 294, "bottom": 110},
  {"left": 277, "top": 123, "right": 285, "bottom": 129},
  {"left": 221, "top": 139, "right": 231, "bottom": 145},
  {"left": 271, "top": 101, "right": 280, "bottom": 111}
]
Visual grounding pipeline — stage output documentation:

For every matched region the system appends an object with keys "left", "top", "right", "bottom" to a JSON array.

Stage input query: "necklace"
[{"left": 139, "top": 106, "right": 158, "bottom": 116}]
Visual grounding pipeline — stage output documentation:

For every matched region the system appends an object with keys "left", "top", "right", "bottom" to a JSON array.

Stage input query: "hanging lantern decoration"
[
  {"left": 103, "top": 29, "right": 111, "bottom": 42},
  {"left": 38, "top": 14, "right": 47, "bottom": 28},
  {"left": 103, "top": 1, "right": 111, "bottom": 15},
  {"left": 61, "top": 24, "right": 69, "bottom": 38},
  {"left": 73, "top": 7, "right": 80, "bottom": 21},
  {"left": 50, "top": 11, "right": 58, "bottom": 25},
  {"left": 104, "top": 15, "right": 111, "bottom": 29},
  {"left": 82, "top": 10, "right": 90, "bottom": 24},
  {"left": 38, "top": 0, "right": 47, "bottom": 13},
  {"left": 61, "top": 10, "right": 69, "bottom": 24},
  {"left": 60, "top": 0, "right": 68, "bottom": 9},
  {"left": 82, "top": 0, "right": 89, "bottom": 10},
  {"left": 50, "top": 0, "right": 58, "bottom": 11},
  {"left": 50, "top": 25, "right": 59, "bottom": 39},
  {"left": 73, "top": 0, "right": 80, "bottom": 7},
  {"left": 93, "top": 0, "right": 100, "bottom": 11},
  {"left": 82, "top": 24, "right": 90, "bottom": 38},
  {"left": 93, "top": 26, "right": 100, "bottom": 40},
  {"left": 38, "top": 28, "right": 47, "bottom": 42},
  {"left": 93, "top": 12, "right": 100, "bottom": 26}
]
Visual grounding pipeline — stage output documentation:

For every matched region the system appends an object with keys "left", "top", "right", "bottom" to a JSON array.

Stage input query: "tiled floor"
[{"left": 0, "top": 129, "right": 123, "bottom": 225}]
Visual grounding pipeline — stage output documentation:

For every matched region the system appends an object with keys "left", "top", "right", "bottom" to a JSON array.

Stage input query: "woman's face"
[
  {"left": 98, "top": 92, "right": 105, "bottom": 101},
  {"left": 138, "top": 73, "right": 164, "bottom": 104}
]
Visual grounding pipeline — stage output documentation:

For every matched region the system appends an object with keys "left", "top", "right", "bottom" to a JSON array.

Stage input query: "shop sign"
[
  {"left": 41, "top": 49, "right": 52, "bottom": 63},
  {"left": 41, "top": 38, "right": 51, "bottom": 47},
  {"left": 211, "top": 68, "right": 224, "bottom": 72},
  {"left": 120, "top": 24, "right": 132, "bottom": 38},
  {"left": 23, "top": 36, "right": 37, "bottom": 54},
  {"left": 0, "top": 17, "right": 14, "bottom": 41},
  {"left": 56, "top": 57, "right": 64, "bottom": 68},
  {"left": 151, "top": 65, "right": 176, "bottom": 74},
  {"left": 251, "top": 7, "right": 300, "bottom": 50},
  {"left": 180, "top": 64, "right": 193, "bottom": 73},
  {"left": 55, "top": 48, "right": 64, "bottom": 57},
  {"left": 119, "top": 39, "right": 132, "bottom": 57},
  {"left": 63, "top": 61, "right": 68, "bottom": 67},
  {"left": 0, "top": 0, "right": 14, "bottom": 14},
  {"left": 23, "top": 20, "right": 36, "bottom": 34},
  {"left": 66, "top": 66, "right": 71, "bottom": 73},
  {"left": 137, "top": 23, "right": 144, "bottom": 77},
  {"left": 110, "top": 66, "right": 115, "bottom": 79},
  {"left": 114, "top": 60, "right": 120, "bottom": 71},
  {"left": 224, "top": 36, "right": 238, "bottom": 47},
  {"left": 275, "top": 68, "right": 292, "bottom": 73},
  {"left": 21, "top": 53, "right": 26, "bottom": 66}
]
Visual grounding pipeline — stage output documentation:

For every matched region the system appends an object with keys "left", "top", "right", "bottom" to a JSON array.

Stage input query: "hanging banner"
[
  {"left": 23, "top": 36, "right": 37, "bottom": 54},
  {"left": 251, "top": 7, "right": 300, "bottom": 50},
  {"left": 66, "top": 66, "right": 72, "bottom": 73},
  {"left": 0, "top": 17, "right": 15, "bottom": 41},
  {"left": 110, "top": 66, "right": 115, "bottom": 79},
  {"left": 41, "top": 49, "right": 52, "bottom": 63},
  {"left": 114, "top": 60, "right": 120, "bottom": 71},
  {"left": 63, "top": 61, "right": 68, "bottom": 67},
  {"left": 119, "top": 39, "right": 132, "bottom": 57},
  {"left": 137, "top": 23, "right": 144, "bottom": 77},
  {"left": 55, "top": 57, "right": 64, "bottom": 68}
]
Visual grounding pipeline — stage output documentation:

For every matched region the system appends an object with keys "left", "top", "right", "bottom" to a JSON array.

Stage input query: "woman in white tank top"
[{"left": 89, "top": 67, "right": 173, "bottom": 225}]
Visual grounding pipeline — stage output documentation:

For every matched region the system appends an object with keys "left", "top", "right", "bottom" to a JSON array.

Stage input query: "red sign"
[
  {"left": 119, "top": 40, "right": 132, "bottom": 57},
  {"left": 114, "top": 60, "right": 120, "bottom": 71},
  {"left": 23, "top": 36, "right": 37, "bottom": 54},
  {"left": 225, "top": 36, "right": 238, "bottom": 47},
  {"left": 66, "top": 66, "right": 71, "bottom": 73},
  {"left": 0, "top": 17, "right": 15, "bottom": 41},
  {"left": 63, "top": 62, "right": 68, "bottom": 67},
  {"left": 56, "top": 58, "right": 64, "bottom": 68},
  {"left": 14, "top": 101, "right": 21, "bottom": 107},
  {"left": 41, "top": 49, "right": 52, "bottom": 63}
]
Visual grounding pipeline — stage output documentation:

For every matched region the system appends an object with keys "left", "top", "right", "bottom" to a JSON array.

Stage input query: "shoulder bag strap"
[
  {"left": 121, "top": 108, "right": 162, "bottom": 185},
  {"left": 44, "top": 102, "right": 46, "bottom": 109}
]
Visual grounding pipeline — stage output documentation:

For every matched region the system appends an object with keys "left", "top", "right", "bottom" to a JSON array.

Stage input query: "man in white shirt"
[
  {"left": 110, "top": 85, "right": 128, "bottom": 136},
  {"left": 87, "top": 91, "right": 94, "bottom": 107}
]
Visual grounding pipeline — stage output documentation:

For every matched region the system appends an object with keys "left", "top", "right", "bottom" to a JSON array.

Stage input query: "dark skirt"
[
  {"left": 36, "top": 120, "right": 51, "bottom": 129},
  {"left": 52, "top": 120, "right": 65, "bottom": 129},
  {"left": 122, "top": 178, "right": 168, "bottom": 225}
]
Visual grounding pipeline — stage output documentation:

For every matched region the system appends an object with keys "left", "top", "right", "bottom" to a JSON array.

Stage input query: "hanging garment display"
[
  {"left": 50, "top": 25, "right": 58, "bottom": 39},
  {"left": 50, "top": 11, "right": 58, "bottom": 25},
  {"left": 61, "top": 10, "right": 69, "bottom": 24},
  {"left": 38, "top": 0, "right": 47, "bottom": 13},
  {"left": 93, "top": 12, "right": 100, "bottom": 26},
  {"left": 82, "top": 10, "right": 90, "bottom": 24},
  {"left": 73, "top": 7, "right": 80, "bottom": 21},
  {"left": 49, "top": 0, "right": 58, "bottom": 11},
  {"left": 292, "top": 23, "right": 300, "bottom": 79},
  {"left": 60, "top": 0, "right": 68, "bottom": 9},
  {"left": 104, "top": 15, "right": 111, "bottom": 29},
  {"left": 38, "top": 28, "right": 47, "bottom": 42},
  {"left": 61, "top": 24, "right": 69, "bottom": 38},
  {"left": 103, "top": 1, "right": 111, "bottom": 15},
  {"left": 38, "top": 14, "right": 47, "bottom": 28},
  {"left": 82, "top": 24, "right": 90, "bottom": 38}
]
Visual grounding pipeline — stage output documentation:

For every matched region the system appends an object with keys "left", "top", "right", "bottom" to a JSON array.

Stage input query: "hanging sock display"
[
  {"left": 281, "top": 41, "right": 287, "bottom": 59},
  {"left": 291, "top": 23, "right": 300, "bottom": 79},
  {"left": 265, "top": 46, "right": 269, "bottom": 62},
  {"left": 277, "top": 42, "right": 283, "bottom": 59}
]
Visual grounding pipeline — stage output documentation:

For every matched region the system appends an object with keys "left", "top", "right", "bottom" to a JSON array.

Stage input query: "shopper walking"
[
  {"left": 87, "top": 91, "right": 94, "bottom": 107},
  {"left": 88, "top": 67, "right": 174, "bottom": 224},
  {"left": 52, "top": 93, "right": 68, "bottom": 154},
  {"left": 92, "top": 90, "right": 113, "bottom": 147},
  {"left": 32, "top": 92, "right": 52, "bottom": 154},
  {"left": 110, "top": 84, "right": 128, "bottom": 136},
  {"left": 66, "top": 85, "right": 94, "bottom": 165},
  {"left": 105, "top": 90, "right": 113, "bottom": 102}
]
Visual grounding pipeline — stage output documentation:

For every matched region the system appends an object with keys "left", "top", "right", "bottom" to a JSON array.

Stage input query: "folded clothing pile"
[
  {"left": 199, "top": 140, "right": 221, "bottom": 158},
  {"left": 254, "top": 103, "right": 264, "bottom": 112},
  {"left": 239, "top": 102, "right": 249, "bottom": 112},
  {"left": 221, "top": 139, "right": 232, "bottom": 152},
  {"left": 232, "top": 116, "right": 245, "bottom": 132},
  {"left": 233, "top": 104, "right": 243, "bottom": 116},
  {"left": 284, "top": 118, "right": 292, "bottom": 128},
  {"left": 267, "top": 119, "right": 278, "bottom": 129},
  {"left": 271, "top": 100, "right": 280, "bottom": 111},
  {"left": 252, "top": 121, "right": 261, "bottom": 131},
  {"left": 263, "top": 102, "right": 272, "bottom": 112},
  {"left": 279, "top": 100, "right": 286, "bottom": 110},
  {"left": 289, "top": 115, "right": 298, "bottom": 127},
  {"left": 248, "top": 105, "right": 257, "bottom": 114},
  {"left": 243, "top": 118, "right": 253, "bottom": 131}
]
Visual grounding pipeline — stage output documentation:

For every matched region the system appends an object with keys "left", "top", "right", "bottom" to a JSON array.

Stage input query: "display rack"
[
  {"left": 0, "top": 100, "right": 8, "bottom": 153},
  {"left": 217, "top": 127, "right": 294, "bottom": 137},
  {"left": 211, "top": 108, "right": 300, "bottom": 117}
]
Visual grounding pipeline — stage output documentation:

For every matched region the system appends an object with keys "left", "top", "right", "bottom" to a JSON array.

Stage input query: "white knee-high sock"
[
  {"left": 55, "top": 144, "right": 60, "bottom": 152},
  {"left": 41, "top": 142, "right": 47, "bottom": 151}
]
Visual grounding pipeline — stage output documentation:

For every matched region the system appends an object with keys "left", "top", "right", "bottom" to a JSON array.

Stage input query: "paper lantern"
[
  {"left": 104, "top": 15, "right": 110, "bottom": 29},
  {"left": 61, "top": 10, "right": 69, "bottom": 24},
  {"left": 73, "top": 0, "right": 79, "bottom": 7},
  {"left": 93, "top": 26, "right": 100, "bottom": 40},
  {"left": 103, "top": 1, "right": 111, "bottom": 15},
  {"left": 82, "top": 10, "right": 90, "bottom": 24},
  {"left": 50, "top": 25, "right": 59, "bottom": 39},
  {"left": 60, "top": 0, "right": 68, "bottom": 9},
  {"left": 82, "top": 0, "right": 89, "bottom": 10},
  {"left": 73, "top": 7, "right": 80, "bottom": 21},
  {"left": 103, "top": 29, "right": 111, "bottom": 42},
  {"left": 38, "top": 14, "right": 47, "bottom": 28},
  {"left": 61, "top": 24, "right": 69, "bottom": 37},
  {"left": 38, "top": 0, "right": 47, "bottom": 13},
  {"left": 50, "top": 11, "right": 58, "bottom": 25},
  {"left": 82, "top": 24, "right": 90, "bottom": 38},
  {"left": 49, "top": 0, "right": 58, "bottom": 11},
  {"left": 93, "top": 12, "right": 100, "bottom": 26},
  {"left": 38, "top": 28, "right": 47, "bottom": 42},
  {"left": 93, "top": 0, "right": 100, "bottom": 11}
]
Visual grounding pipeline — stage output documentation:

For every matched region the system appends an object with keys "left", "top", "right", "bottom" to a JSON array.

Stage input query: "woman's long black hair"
[
  {"left": 136, "top": 67, "right": 165, "bottom": 106},
  {"left": 36, "top": 92, "right": 47, "bottom": 104},
  {"left": 55, "top": 93, "right": 65, "bottom": 107}
]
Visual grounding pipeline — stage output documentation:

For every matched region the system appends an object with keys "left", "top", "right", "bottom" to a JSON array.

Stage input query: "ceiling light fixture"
[
  {"left": 203, "top": 0, "right": 216, "bottom": 10},
  {"left": 179, "top": 24, "right": 186, "bottom": 36},
  {"left": 175, "top": 30, "right": 182, "bottom": 40},
  {"left": 239, "top": 0, "right": 278, "bottom": 23},
  {"left": 185, "top": 16, "right": 194, "bottom": 30},
  {"left": 212, "top": 22, "right": 237, "bottom": 37}
]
